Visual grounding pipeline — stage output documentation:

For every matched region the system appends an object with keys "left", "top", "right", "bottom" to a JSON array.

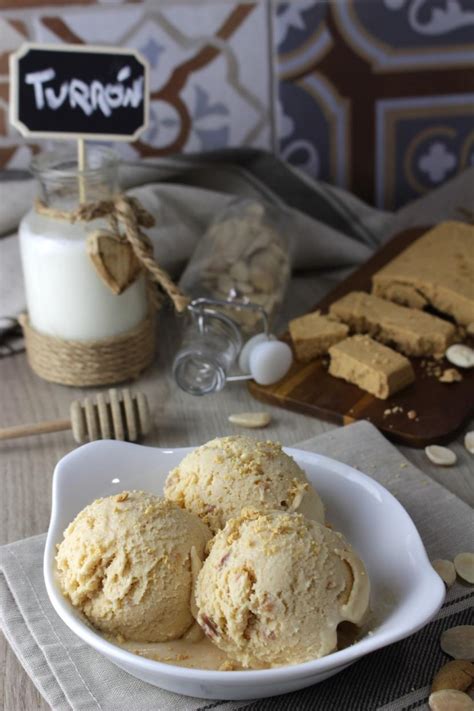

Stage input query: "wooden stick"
[
  {"left": 0, "top": 419, "right": 71, "bottom": 441},
  {"left": 77, "top": 137, "right": 86, "bottom": 203}
]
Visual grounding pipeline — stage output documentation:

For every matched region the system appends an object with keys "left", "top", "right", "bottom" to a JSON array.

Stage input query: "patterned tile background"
[{"left": 0, "top": 0, "right": 473, "bottom": 209}]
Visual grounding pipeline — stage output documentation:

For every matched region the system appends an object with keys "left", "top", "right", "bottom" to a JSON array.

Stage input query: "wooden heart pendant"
[{"left": 86, "top": 230, "right": 142, "bottom": 295}]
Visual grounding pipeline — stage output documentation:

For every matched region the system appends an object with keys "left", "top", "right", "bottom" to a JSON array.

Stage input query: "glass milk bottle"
[{"left": 19, "top": 147, "right": 148, "bottom": 341}]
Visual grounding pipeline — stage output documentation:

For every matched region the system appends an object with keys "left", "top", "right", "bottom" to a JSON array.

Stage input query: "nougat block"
[
  {"left": 328, "top": 335, "right": 415, "bottom": 399},
  {"left": 329, "top": 291, "right": 455, "bottom": 357},
  {"left": 289, "top": 312, "right": 349, "bottom": 362},
  {"left": 372, "top": 221, "right": 474, "bottom": 326}
]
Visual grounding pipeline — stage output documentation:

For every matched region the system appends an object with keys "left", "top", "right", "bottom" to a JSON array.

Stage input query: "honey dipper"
[{"left": 0, "top": 388, "right": 151, "bottom": 444}]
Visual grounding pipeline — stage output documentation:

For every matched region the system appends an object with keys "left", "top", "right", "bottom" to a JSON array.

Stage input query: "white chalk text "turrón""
[{"left": 24, "top": 66, "right": 143, "bottom": 117}]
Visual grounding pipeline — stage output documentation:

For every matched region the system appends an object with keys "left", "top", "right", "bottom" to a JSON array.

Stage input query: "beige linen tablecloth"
[{"left": 1, "top": 421, "right": 473, "bottom": 711}]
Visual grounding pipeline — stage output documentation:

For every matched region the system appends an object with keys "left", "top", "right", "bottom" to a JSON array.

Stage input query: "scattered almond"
[
  {"left": 446, "top": 344, "right": 474, "bottom": 369},
  {"left": 439, "top": 368, "right": 463, "bottom": 383},
  {"left": 465, "top": 432, "right": 474, "bottom": 455},
  {"left": 407, "top": 409, "right": 417, "bottom": 420},
  {"left": 429, "top": 689, "right": 474, "bottom": 710},
  {"left": 228, "top": 412, "right": 271, "bottom": 428},
  {"left": 432, "top": 559, "right": 456, "bottom": 588},
  {"left": 425, "top": 445, "right": 457, "bottom": 467},
  {"left": 431, "top": 659, "right": 474, "bottom": 692},
  {"left": 441, "top": 626, "right": 474, "bottom": 661},
  {"left": 454, "top": 553, "right": 474, "bottom": 584}
]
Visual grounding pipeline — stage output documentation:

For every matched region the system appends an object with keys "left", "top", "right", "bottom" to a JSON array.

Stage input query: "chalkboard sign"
[{"left": 9, "top": 43, "right": 149, "bottom": 141}]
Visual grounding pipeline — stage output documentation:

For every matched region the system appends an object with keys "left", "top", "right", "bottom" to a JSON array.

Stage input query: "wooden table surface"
[{"left": 1, "top": 293, "right": 473, "bottom": 711}]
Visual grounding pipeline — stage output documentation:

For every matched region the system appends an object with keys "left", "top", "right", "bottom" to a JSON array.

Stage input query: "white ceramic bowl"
[{"left": 44, "top": 441, "right": 444, "bottom": 701}]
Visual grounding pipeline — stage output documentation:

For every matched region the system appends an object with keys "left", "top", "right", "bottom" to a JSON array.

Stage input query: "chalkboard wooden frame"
[{"left": 9, "top": 42, "right": 149, "bottom": 142}]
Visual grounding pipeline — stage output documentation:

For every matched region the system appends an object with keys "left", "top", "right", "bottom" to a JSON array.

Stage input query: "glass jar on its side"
[
  {"left": 173, "top": 304, "right": 242, "bottom": 395},
  {"left": 179, "top": 199, "right": 291, "bottom": 335}
]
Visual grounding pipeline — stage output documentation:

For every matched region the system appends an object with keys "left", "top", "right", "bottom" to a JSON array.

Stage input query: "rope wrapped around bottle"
[{"left": 20, "top": 194, "right": 190, "bottom": 387}]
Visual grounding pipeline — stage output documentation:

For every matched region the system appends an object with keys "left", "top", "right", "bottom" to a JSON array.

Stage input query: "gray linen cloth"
[{"left": 1, "top": 421, "right": 473, "bottom": 711}]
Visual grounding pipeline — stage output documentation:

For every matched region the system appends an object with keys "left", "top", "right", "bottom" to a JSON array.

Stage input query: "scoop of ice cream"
[
  {"left": 164, "top": 436, "right": 324, "bottom": 534},
  {"left": 195, "top": 509, "right": 370, "bottom": 668},
  {"left": 56, "top": 491, "right": 211, "bottom": 643}
]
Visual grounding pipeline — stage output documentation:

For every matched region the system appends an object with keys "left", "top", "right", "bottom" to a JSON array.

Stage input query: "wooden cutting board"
[{"left": 248, "top": 227, "right": 474, "bottom": 447}]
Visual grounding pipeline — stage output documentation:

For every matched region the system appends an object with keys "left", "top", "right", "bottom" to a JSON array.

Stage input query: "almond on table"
[
  {"left": 431, "top": 559, "right": 456, "bottom": 588},
  {"left": 425, "top": 445, "right": 457, "bottom": 467},
  {"left": 428, "top": 689, "right": 474, "bottom": 711},
  {"left": 440, "top": 626, "right": 474, "bottom": 661},
  {"left": 453, "top": 553, "right": 474, "bottom": 584},
  {"left": 431, "top": 659, "right": 474, "bottom": 693},
  {"left": 228, "top": 412, "right": 271, "bottom": 428},
  {"left": 464, "top": 432, "right": 474, "bottom": 454}
]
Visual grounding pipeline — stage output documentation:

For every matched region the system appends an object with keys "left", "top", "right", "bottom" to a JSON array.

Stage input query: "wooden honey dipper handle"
[
  {"left": 0, "top": 389, "right": 151, "bottom": 444},
  {"left": 0, "top": 418, "right": 71, "bottom": 441}
]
